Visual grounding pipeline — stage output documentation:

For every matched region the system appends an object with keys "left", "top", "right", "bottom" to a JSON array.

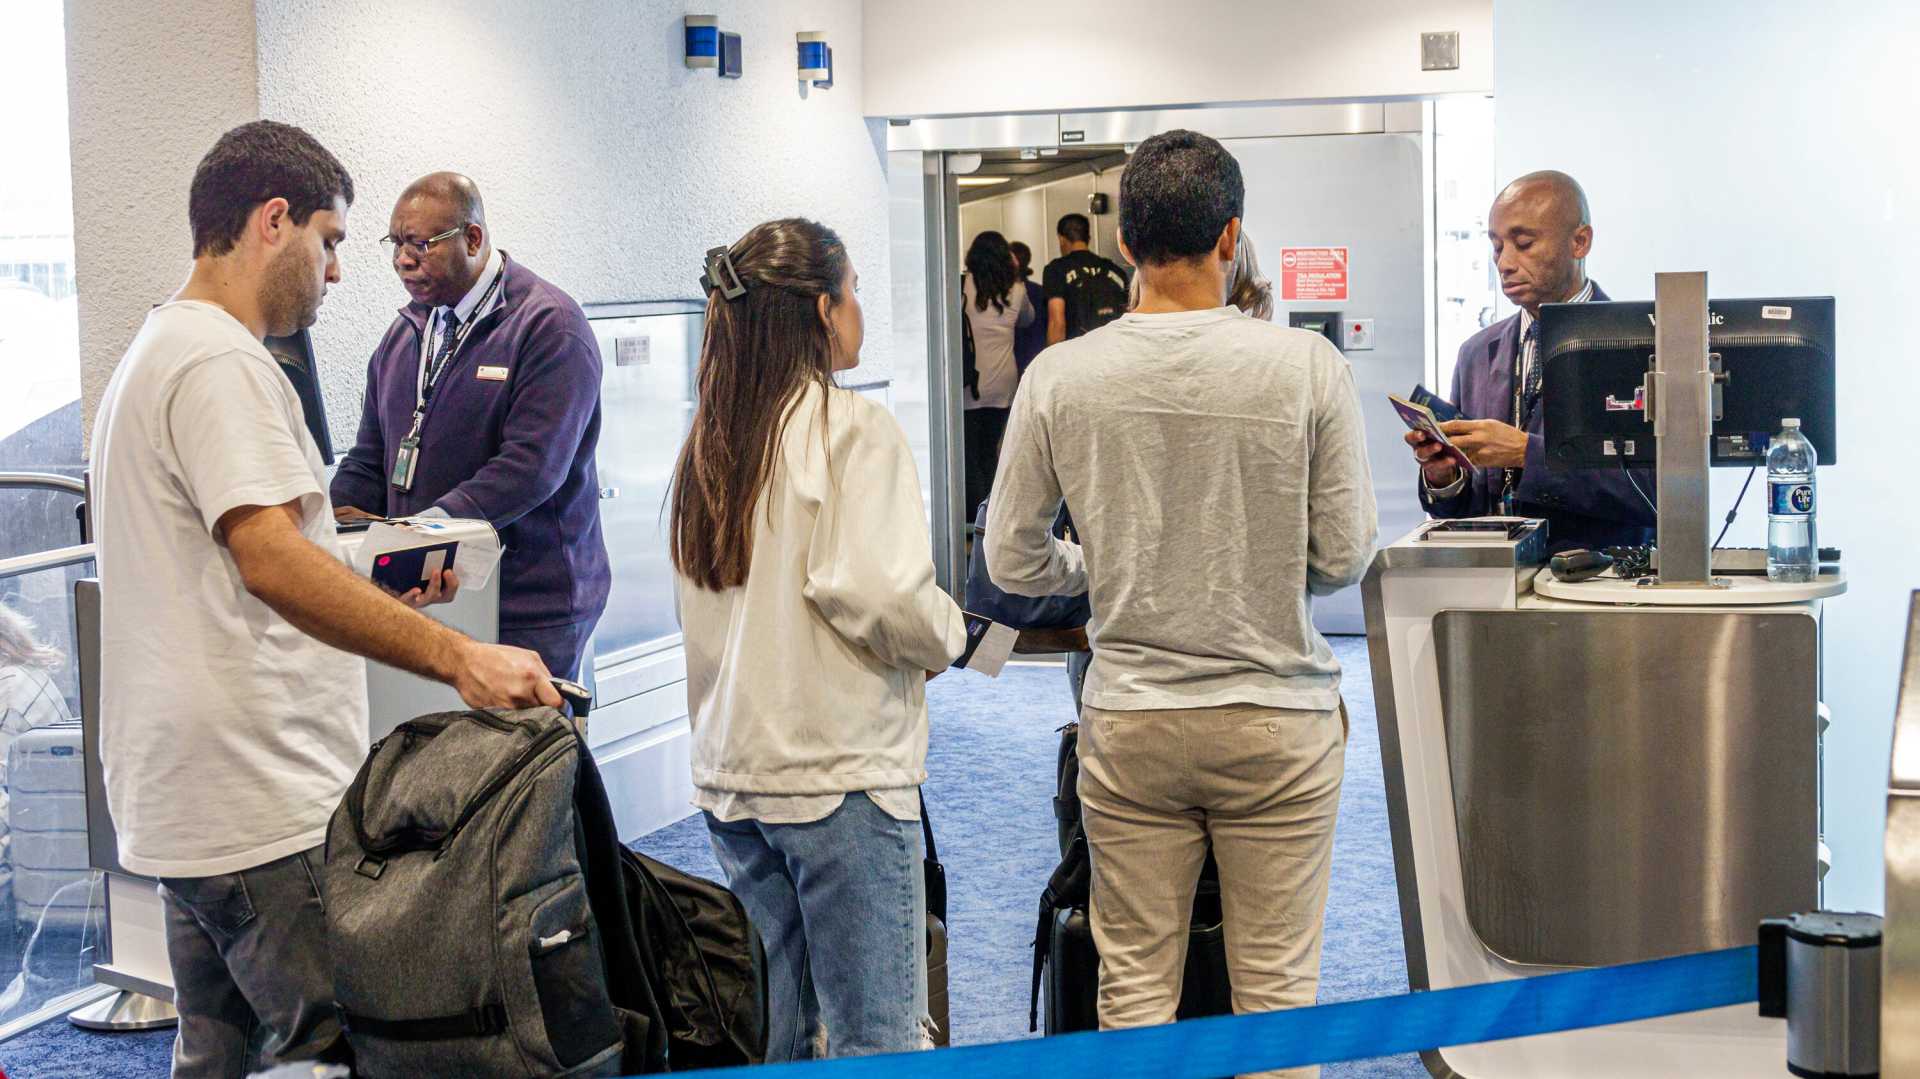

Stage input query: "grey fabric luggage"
[{"left": 326, "top": 706, "right": 666, "bottom": 1077}]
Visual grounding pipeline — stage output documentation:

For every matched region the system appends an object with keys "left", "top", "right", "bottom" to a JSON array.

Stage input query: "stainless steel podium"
[{"left": 1364, "top": 519, "right": 1839, "bottom": 1077}]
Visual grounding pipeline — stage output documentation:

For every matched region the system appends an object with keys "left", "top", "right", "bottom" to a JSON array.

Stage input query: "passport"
[
  {"left": 370, "top": 540, "right": 459, "bottom": 594},
  {"left": 1409, "top": 384, "right": 1462, "bottom": 422}
]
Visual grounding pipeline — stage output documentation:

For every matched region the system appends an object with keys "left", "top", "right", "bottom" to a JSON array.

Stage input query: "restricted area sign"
[{"left": 1279, "top": 247, "right": 1349, "bottom": 301}]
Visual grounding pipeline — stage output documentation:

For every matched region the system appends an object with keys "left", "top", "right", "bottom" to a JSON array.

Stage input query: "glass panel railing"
[{"left": 0, "top": 547, "right": 98, "bottom": 1026}]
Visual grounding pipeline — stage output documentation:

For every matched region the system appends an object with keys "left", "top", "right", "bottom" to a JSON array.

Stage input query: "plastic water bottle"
[{"left": 1766, "top": 419, "right": 1818, "bottom": 583}]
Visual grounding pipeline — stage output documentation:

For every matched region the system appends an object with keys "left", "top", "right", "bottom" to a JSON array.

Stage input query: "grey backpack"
[{"left": 326, "top": 706, "right": 666, "bottom": 1077}]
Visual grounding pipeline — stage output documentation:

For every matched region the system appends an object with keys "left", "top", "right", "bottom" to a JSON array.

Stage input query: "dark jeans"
[
  {"left": 160, "top": 845, "right": 347, "bottom": 1079},
  {"left": 963, "top": 407, "right": 1011, "bottom": 519},
  {"left": 501, "top": 618, "right": 596, "bottom": 682}
]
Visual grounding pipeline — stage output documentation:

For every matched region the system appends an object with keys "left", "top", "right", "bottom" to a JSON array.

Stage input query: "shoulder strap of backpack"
[
  {"left": 572, "top": 736, "right": 670, "bottom": 1071},
  {"left": 960, "top": 277, "right": 979, "bottom": 400},
  {"left": 918, "top": 788, "right": 940, "bottom": 865},
  {"left": 1029, "top": 827, "right": 1091, "bottom": 1031}
]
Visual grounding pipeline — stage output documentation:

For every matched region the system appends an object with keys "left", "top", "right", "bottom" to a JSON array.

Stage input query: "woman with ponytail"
[{"left": 670, "top": 218, "right": 964, "bottom": 1060}]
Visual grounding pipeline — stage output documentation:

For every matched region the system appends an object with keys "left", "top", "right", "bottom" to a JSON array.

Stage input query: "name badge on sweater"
[{"left": 476, "top": 365, "right": 509, "bottom": 381}]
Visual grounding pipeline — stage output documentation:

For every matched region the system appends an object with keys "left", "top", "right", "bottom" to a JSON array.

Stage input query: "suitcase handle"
[{"left": 551, "top": 678, "right": 591, "bottom": 720}]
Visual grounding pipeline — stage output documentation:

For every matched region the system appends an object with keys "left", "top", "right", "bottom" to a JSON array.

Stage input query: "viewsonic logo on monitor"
[{"left": 1645, "top": 311, "right": 1729, "bottom": 326}]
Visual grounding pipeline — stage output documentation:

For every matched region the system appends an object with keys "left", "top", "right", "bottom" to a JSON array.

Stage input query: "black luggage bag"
[{"left": 1031, "top": 723, "right": 1233, "bottom": 1034}]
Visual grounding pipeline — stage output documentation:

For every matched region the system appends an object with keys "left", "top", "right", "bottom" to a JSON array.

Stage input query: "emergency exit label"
[{"left": 1280, "top": 247, "right": 1348, "bottom": 301}]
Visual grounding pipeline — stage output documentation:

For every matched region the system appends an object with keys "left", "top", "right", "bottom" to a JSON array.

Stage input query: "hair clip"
[{"left": 700, "top": 246, "right": 748, "bottom": 301}]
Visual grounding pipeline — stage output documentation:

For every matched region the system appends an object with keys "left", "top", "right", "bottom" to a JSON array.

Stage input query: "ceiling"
[{"left": 968, "top": 146, "right": 1125, "bottom": 177}]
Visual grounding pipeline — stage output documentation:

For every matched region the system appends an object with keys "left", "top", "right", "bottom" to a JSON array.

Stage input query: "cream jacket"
[{"left": 679, "top": 383, "right": 966, "bottom": 796}]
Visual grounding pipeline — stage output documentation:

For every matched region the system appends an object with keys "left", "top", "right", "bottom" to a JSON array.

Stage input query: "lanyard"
[
  {"left": 413, "top": 262, "right": 505, "bottom": 415},
  {"left": 1501, "top": 321, "right": 1532, "bottom": 515},
  {"left": 391, "top": 262, "right": 505, "bottom": 493}
]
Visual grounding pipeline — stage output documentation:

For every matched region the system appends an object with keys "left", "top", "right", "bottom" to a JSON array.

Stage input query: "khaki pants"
[{"left": 1079, "top": 701, "right": 1345, "bottom": 1079}]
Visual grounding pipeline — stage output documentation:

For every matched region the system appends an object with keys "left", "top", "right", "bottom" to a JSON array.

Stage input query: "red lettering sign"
[{"left": 1279, "top": 247, "right": 1348, "bottom": 302}]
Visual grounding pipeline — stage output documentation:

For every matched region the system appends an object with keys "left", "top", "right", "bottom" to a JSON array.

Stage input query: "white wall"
[
  {"left": 65, "top": 0, "right": 259, "bottom": 436},
  {"left": 864, "top": 0, "right": 1492, "bottom": 117},
  {"left": 255, "top": 0, "right": 891, "bottom": 447},
  {"left": 1497, "top": 1, "right": 1920, "bottom": 911}
]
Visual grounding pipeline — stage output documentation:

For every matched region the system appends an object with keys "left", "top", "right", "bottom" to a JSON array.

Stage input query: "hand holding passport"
[{"left": 1390, "top": 385, "right": 1475, "bottom": 475}]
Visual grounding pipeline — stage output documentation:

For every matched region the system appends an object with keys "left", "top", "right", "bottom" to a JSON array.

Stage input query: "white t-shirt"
[{"left": 89, "top": 301, "right": 369, "bottom": 878}]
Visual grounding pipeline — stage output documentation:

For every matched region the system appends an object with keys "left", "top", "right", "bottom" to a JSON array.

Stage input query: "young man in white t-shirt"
[{"left": 89, "top": 121, "right": 562, "bottom": 1078}]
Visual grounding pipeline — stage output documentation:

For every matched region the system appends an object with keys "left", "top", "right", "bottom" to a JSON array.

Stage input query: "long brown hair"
[
  {"left": 965, "top": 230, "right": 1016, "bottom": 313},
  {"left": 670, "top": 218, "right": 849, "bottom": 592}
]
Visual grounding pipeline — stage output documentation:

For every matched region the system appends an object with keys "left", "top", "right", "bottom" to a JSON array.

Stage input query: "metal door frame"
[{"left": 898, "top": 100, "right": 1434, "bottom": 596}]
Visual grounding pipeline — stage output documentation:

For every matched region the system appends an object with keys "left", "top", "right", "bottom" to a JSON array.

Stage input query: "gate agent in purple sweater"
[{"left": 332, "top": 173, "right": 609, "bottom": 680}]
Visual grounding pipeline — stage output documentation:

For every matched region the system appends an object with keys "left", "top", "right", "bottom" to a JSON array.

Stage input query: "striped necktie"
[
  {"left": 425, "top": 308, "right": 461, "bottom": 402},
  {"left": 1520, "top": 320, "right": 1543, "bottom": 423}
]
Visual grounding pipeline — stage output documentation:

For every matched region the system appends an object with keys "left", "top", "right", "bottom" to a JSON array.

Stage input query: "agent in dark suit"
[{"left": 1408, "top": 171, "right": 1655, "bottom": 552}]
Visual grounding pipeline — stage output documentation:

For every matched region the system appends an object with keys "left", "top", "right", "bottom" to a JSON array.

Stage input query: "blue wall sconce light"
[
  {"left": 686, "top": 15, "right": 743, "bottom": 78},
  {"left": 797, "top": 32, "right": 833, "bottom": 89}
]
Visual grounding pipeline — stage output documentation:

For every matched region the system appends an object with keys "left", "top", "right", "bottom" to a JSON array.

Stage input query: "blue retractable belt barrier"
[{"left": 674, "top": 945, "right": 1758, "bottom": 1078}]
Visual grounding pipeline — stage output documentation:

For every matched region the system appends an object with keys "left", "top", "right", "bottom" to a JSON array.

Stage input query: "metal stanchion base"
[{"left": 68, "top": 988, "right": 177, "bottom": 1031}]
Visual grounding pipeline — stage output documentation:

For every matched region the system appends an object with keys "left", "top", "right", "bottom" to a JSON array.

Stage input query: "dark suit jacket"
[{"left": 1420, "top": 282, "right": 1657, "bottom": 552}]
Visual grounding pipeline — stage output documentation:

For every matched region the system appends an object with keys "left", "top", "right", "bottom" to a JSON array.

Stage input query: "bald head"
[
  {"left": 399, "top": 171, "right": 486, "bottom": 227},
  {"left": 388, "top": 172, "right": 491, "bottom": 307},
  {"left": 1488, "top": 170, "right": 1593, "bottom": 315},
  {"left": 1498, "top": 170, "right": 1588, "bottom": 231}
]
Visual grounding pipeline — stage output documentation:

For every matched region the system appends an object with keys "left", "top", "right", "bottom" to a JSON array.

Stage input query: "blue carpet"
[
  {"left": 0, "top": 637, "right": 1423, "bottom": 1078},
  {"left": 624, "top": 638, "right": 1421, "bottom": 1077}
]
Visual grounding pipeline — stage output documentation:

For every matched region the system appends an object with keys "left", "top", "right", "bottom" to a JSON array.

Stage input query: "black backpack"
[
  {"left": 1061, "top": 256, "right": 1129, "bottom": 338},
  {"left": 620, "top": 849, "right": 769, "bottom": 1070}
]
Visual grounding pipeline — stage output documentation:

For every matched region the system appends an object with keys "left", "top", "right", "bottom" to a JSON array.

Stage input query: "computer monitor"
[
  {"left": 1539, "top": 297, "right": 1835, "bottom": 471},
  {"left": 265, "top": 328, "right": 334, "bottom": 464}
]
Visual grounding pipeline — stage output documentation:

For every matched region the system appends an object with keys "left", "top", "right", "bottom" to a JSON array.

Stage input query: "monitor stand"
[{"left": 1647, "top": 270, "right": 1720, "bottom": 587}]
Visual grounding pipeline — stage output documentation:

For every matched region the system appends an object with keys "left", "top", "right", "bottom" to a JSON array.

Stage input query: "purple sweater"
[{"left": 331, "top": 256, "right": 610, "bottom": 630}]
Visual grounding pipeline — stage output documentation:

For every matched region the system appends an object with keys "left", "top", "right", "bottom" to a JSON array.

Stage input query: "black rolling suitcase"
[{"left": 1030, "top": 723, "right": 1233, "bottom": 1034}]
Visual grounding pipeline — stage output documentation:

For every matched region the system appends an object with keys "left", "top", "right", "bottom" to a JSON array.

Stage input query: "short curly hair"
[
  {"left": 1118, "top": 130, "right": 1243, "bottom": 266},
  {"left": 189, "top": 120, "right": 355, "bottom": 258}
]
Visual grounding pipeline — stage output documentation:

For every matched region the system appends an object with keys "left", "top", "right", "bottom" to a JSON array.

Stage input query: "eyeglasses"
[{"left": 379, "top": 225, "right": 464, "bottom": 260}]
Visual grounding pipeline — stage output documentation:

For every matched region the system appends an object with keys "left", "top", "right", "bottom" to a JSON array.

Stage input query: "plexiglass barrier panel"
[
  {"left": 585, "top": 305, "right": 701, "bottom": 695},
  {"left": 0, "top": 555, "right": 99, "bottom": 1025}
]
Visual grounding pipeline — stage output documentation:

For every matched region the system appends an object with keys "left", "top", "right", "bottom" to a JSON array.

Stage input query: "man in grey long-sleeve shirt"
[{"left": 986, "top": 130, "right": 1375, "bottom": 1070}]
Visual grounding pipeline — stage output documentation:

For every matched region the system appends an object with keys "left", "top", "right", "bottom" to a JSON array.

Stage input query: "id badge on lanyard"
[
  {"left": 1501, "top": 346, "right": 1526, "bottom": 515},
  {"left": 391, "top": 423, "right": 423, "bottom": 491},
  {"left": 391, "top": 265, "right": 504, "bottom": 492}
]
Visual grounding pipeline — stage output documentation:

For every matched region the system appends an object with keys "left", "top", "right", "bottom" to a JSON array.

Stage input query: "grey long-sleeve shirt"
[{"left": 985, "top": 307, "right": 1377, "bottom": 713}]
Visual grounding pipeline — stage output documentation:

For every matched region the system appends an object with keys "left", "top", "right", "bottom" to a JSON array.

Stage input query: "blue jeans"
[{"left": 705, "top": 795, "right": 928, "bottom": 1060}]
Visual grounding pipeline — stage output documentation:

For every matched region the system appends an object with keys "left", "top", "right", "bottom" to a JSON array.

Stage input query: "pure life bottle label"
[{"left": 1769, "top": 480, "right": 1815, "bottom": 517}]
